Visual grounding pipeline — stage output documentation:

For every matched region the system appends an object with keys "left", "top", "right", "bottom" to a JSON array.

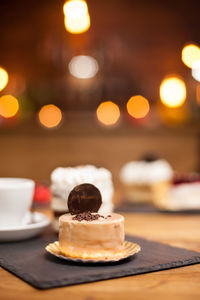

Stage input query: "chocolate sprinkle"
[
  {"left": 72, "top": 211, "right": 105, "bottom": 222},
  {"left": 68, "top": 183, "right": 102, "bottom": 215}
]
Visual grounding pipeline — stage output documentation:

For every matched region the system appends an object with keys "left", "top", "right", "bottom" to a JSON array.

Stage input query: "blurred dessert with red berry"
[{"left": 156, "top": 172, "right": 200, "bottom": 211}]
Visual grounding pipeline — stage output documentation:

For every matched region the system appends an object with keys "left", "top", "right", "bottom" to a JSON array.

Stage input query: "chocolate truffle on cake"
[
  {"left": 68, "top": 183, "right": 102, "bottom": 215},
  {"left": 59, "top": 183, "right": 124, "bottom": 260}
]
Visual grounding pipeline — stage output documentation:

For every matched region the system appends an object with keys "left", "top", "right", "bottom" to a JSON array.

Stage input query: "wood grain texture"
[{"left": 1, "top": 212, "right": 200, "bottom": 300}]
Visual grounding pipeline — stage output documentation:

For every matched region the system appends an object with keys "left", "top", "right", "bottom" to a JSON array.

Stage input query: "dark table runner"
[{"left": 0, "top": 229, "right": 200, "bottom": 289}]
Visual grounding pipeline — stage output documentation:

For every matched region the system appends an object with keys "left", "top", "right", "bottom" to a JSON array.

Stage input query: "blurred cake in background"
[
  {"left": 155, "top": 172, "right": 200, "bottom": 211},
  {"left": 119, "top": 155, "right": 173, "bottom": 204},
  {"left": 51, "top": 165, "right": 114, "bottom": 231}
]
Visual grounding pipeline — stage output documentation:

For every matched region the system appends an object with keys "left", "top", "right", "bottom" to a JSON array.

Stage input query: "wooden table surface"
[{"left": 1, "top": 211, "right": 200, "bottom": 300}]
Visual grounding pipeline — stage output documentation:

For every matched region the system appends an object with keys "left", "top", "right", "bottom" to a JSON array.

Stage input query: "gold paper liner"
[{"left": 46, "top": 241, "right": 141, "bottom": 263}]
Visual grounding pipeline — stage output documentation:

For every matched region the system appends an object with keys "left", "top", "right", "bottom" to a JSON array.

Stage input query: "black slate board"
[
  {"left": 115, "top": 202, "right": 200, "bottom": 214},
  {"left": 0, "top": 229, "right": 200, "bottom": 290}
]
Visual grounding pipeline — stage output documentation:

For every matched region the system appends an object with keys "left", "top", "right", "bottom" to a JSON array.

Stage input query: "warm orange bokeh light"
[
  {"left": 63, "top": 0, "right": 90, "bottom": 34},
  {"left": 160, "top": 77, "right": 186, "bottom": 108},
  {"left": 96, "top": 101, "right": 120, "bottom": 126},
  {"left": 38, "top": 104, "right": 62, "bottom": 128},
  {"left": 126, "top": 95, "right": 150, "bottom": 119},
  {"left": 0, "top": 95, "right": 19, "bottom": 118},
  {"left": 64, "top": 14, "right": 90, "bottom": 34},
  {"left": 181, "top": 44, "right": 200, "bottom": 69},
  {"left": 0, "top": 67, "right": 9, "bottom": 91}
]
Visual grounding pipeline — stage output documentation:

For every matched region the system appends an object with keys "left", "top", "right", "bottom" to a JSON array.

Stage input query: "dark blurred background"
[{"left": 0, "top": 0, "right": 200, "bottom": 185}]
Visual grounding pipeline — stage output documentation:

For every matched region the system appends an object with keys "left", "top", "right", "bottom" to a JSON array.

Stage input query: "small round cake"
[
  {"left": 58, "top": 183, "right": 124, "bottom": 260},
  {"left": 59, "top": 212, "right": 124, "bottom": 259}
]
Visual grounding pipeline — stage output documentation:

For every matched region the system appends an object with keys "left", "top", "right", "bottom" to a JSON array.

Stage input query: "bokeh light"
[
  {"left": 0, "top": 95, "right": 19, "bottom": 118},
  {"left": 126, "top": 95, "right": 150, "bottom": 119},
  {"left": 160, "top": 77, "right": 186, "bottom": 108},
  {"left": 63, "top": 0, "right": 90, "bottom": 34},
  {"left": 63, "top": 0, "right": 88, "bottom": 18},
  {"left": 182, "top": 44, "right": 200, "bottom": 69},
  {"left": 69, "top": 55, "right": 99, "bottom": 79},
  {"left": 38, "top": 104, "right": 62, "bottom": 128},
  {"left": 192, "top": 60, "right": 200, "bottom": 82},
  {"left": 64, "top": 14, "right": 90, "bottom": 34},
  {"left": 0, "top": 67, "right": 8, "bottom": 91},
  {"left": 96, "top": 101, "right": 120, "bottom": 126}
]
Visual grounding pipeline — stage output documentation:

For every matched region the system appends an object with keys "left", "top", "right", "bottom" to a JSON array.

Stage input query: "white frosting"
[
  {"left": 168, "top": 183, "right": 200, "bottom": 210},
  {"left": 51, "top": 165, "right": 114, "bottom": 214},
  {"left": 120, "top": 159, "right": 173, "bottom": 184}
]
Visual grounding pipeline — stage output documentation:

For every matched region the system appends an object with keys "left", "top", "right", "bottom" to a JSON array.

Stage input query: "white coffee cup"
[{"left": 0, "top": 178, "right": 35, "bottom": 228}]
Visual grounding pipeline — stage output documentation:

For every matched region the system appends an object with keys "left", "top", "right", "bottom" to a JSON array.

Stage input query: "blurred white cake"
[
  {"left": 120, "top": 158, "right": 173, "bottom": 203},
  {"left": 156, "top": 179, "right": 200, "bottom": 211},
  {"left": 51, "top": 165, "right": 114, "bottom": 230}
]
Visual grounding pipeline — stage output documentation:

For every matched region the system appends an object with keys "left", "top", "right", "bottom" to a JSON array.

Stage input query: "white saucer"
[{"left": 0, "top": 212, "right": 51, "bottom": 242}]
